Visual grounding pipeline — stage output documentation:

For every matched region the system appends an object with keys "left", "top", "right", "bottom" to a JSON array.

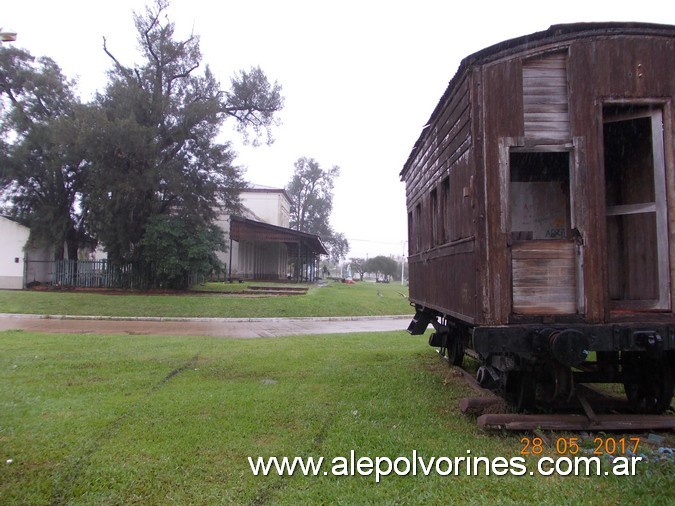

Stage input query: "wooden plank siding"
[
  {"left": 404, "top": 72, "right": 477, "bottom": 324},
  {"left": 523, "top": 52, "right": 570, "bottom": 140},
  {"left": 482, "top": 58, "right": 524, "bottom": 324},
  {"left": 408, "top": 245, "right": 477, "bottom": 323},
  {"left": 402, "top": 23, "right": 675, "bottom": 327},
  {"left": 511, "top": 241, "right": 577, "bottom": 314},
  {"left": 567, "top": 35, "right": 675, "bottom": 322},
  {"left": 404, "top": 77, "right": 473, "bottom": 254},
  {"left": 507, "top": 52, "right": 577, "bottom": 316},
  {"left": 404, "top": 76, "right": 472, "bottom": 211}
]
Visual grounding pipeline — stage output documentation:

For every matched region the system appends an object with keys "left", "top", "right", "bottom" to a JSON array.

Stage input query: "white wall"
[
  {"left": 240, "top": 190, "right": 290, "bottom": 227},
  {"left": 0, "top": 216, "right": 30, "bottom": 289}
]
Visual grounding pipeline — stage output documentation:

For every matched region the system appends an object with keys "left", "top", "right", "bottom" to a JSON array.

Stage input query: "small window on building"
[{"left": 509, "top": 151, "right": 570, "bottom": 241}]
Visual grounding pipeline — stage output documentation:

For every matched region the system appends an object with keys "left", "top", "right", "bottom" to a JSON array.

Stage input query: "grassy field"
[
  {"left": 1, "top": 330, "right": 672, "bottom": 505},
  {"left": 0, "top": 281, "right": 412, "bottom": 318}
]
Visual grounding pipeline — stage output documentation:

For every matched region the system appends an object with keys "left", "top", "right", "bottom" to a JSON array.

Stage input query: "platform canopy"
[
  {"left": 229, "top": 216, "right": 328, "bottom": 255},
  {"left": 228, "top": 215, "right": 328, "bottom": 282}
]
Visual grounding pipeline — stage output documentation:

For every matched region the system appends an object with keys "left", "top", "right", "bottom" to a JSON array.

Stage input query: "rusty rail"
[
  {"left": 477, "top": 413, "right": 675, "bottom": 431},
  {"left": 445, "top": 352, "right": 675, "bottom": 431}
]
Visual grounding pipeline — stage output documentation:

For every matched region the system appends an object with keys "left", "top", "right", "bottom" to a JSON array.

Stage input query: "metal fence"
[
  {"left": 27, "top": 260, "right": 148, "bottom": 289},
  {"left": 25, "top": 259, "right": 223, "bottom": 289}
]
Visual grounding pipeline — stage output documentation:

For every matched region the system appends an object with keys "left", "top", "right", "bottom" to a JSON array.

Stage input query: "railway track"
[{"left": 437, "top": 349, "right": 675, "bottom": 432}]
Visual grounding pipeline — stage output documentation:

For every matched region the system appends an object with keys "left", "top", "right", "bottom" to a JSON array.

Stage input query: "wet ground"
[{"left": 0, "top": 313, "right": 412, "bottom": 338}]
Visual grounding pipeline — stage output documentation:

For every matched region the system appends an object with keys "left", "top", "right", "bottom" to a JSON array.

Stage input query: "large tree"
[
  {"left": 0, "top": 46, "right": 90, "bottom": 260},
  {"left": 286, "top": 157, "right": 338, "bottom": 235},
  {"left": 365, "top": 255, "right": 398, "bottom": 282},
  {"left": 286, "top": 156, "right": 349, "bottom": 262},
  {"left": 326, "top": 231, "right": 349, "bottom": 264},
  {"left": 80, "top": 0, "right": 283, "bottom": 287},
  {"left": 349, "top": 257, "right": 367, "bottom": 281}
]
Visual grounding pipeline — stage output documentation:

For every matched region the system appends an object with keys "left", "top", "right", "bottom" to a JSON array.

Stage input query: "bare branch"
[{"left": 102, "top": 36, "right": 134, "bottom": 82}]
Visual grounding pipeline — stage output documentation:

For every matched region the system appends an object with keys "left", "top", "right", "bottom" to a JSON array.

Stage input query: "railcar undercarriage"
[{"left": 408, "top": 306, "right": 675, "bottom": 416}]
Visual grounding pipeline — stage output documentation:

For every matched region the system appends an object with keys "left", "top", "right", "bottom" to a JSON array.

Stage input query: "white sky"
[{"left": 2, "top": 1, "right": 672, "bottom": 259}]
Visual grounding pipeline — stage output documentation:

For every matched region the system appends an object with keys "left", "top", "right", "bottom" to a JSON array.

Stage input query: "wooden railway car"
[{"left": 401, "top": 22, "right": 675, "bottom": 413}]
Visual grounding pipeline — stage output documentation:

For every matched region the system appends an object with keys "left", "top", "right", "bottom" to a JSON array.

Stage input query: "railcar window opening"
[
  {"left": 430, "top": 188, "right": 439, "bottom": 247},
  {"left": 414, "top": 203, "right": 422, "bottom": 253},
  {"left": 509, "top": 151, "right": 571, "bottom": 242},
  {"left": 407, "top": 211, "right": 414, "bottom": 255},
  {"left": 441, "top": 176, "right": 451, "bottom": 243},
  {"left": 603, "top": 105, "right": 669, "bottom": 309},
  {"left": 440, "top": 177, "right": 450, "bottom": 244}
]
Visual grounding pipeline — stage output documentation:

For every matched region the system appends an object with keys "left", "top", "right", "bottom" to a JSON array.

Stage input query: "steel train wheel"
[
  {"left": 504, "top": 371, "right": 535, "bottom": 413},
  {"left": 622, "top": 353, "right": 674, "bottom": 414},
  {"left": 445, "top": 336, "right": 465, "bottom": 367},
  {"left": 537, "top": 360, "right": 574, "bottom": 406}
]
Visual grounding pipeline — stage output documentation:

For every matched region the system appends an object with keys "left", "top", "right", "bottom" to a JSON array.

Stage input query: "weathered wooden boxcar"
[{"left": 401, "top": 22, "right": 675, "bottom": 412}]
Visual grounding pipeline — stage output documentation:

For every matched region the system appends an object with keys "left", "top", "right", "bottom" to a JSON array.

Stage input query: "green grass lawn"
[
  {"left": 1, "top": 330, "right": 671, "bottom": 505},
  {"left": 0, "top": 281, "right": 412, "bottom": 318}
]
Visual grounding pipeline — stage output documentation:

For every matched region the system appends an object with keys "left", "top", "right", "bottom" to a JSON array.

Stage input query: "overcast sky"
[{"left": 2, "top": 1, "right": 672, "bottom": 259}]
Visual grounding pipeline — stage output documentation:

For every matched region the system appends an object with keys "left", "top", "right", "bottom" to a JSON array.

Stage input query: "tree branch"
[{"left": 103, "top": 36, "right": 135, "bottom": 82}]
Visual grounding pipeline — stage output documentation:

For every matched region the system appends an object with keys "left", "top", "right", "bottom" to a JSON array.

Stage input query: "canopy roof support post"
[{"left": 228, "top": 238, "right": 233, "bottom": 280}]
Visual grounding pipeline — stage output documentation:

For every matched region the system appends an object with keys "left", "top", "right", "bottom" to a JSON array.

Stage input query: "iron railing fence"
[
  {"left": 25, "top": 259, "right": 226, "bottom": 289},
  {"left": 27, "top": 259, "right": 148, "bottom": 289}
]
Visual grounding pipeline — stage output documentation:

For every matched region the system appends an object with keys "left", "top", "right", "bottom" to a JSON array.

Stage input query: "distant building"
[
  {"left": 2, "top": 185, "right": 326, "bottom": 288},
  {"left": 0, "top": 216, "right": 51, "bottom": 289},
  {"left": 216, "top": 185, "right": 327, "bottom": 281}
]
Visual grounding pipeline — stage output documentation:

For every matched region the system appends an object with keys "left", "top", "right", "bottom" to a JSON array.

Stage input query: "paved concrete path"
[{"left": 0, "top": 313, "right": 412, "bottom": 338}]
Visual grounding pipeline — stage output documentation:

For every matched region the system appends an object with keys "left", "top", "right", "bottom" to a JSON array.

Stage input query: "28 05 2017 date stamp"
[{"left": 520, "top": 436, "right": 641, "bottom": 456}]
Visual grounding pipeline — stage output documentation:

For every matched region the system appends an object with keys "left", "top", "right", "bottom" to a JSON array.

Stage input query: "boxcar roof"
[{"left": 399, "top": 21, "right": 675, "bottom": 179}]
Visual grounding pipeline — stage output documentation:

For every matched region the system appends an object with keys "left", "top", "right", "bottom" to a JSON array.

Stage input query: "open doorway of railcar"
[
  {"left": 603, "top": 105, "right": 671, "bottom": 311},
  {"left": 508, "top": 149, "right": 579, "bottom": 316},
  {"left": 602, "top": 103, "right": 673, "bottom": 413}
]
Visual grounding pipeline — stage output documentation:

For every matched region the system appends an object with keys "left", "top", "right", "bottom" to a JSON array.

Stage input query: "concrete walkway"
[{"left": 0, "top": 313, "right": 412, "bottom": 338}]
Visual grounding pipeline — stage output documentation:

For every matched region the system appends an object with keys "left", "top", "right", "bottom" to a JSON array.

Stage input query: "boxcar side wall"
[{"left": 404, "top": 74, "right": 480, "bottom": 323}]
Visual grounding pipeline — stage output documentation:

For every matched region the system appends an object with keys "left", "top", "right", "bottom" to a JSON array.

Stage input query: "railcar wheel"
[
  {"left": 623, "top": 354, "right": 674, "bottom": 414},
  {"left": 537, "top": 361, "right": 573, "bottom": 406},
  {"left": 504, "top": 371, "right": 535, "bottom": 413},
  {"left": 445, "top": 337, "right": 465, "bottom": 367}
]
